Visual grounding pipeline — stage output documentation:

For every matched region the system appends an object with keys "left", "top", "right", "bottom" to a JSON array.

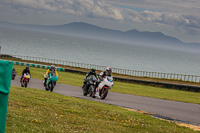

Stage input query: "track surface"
[{"left": 11, "top": 76, "right": 200, "bottom": 125}]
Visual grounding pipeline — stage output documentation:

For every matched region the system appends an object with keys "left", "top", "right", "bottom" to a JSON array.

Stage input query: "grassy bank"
[
  {"left": 14, "top": 65, "right": 200, "bottom": 104},
  {"left": 6, "top": 86, "right": 196, "bottom": 133}
]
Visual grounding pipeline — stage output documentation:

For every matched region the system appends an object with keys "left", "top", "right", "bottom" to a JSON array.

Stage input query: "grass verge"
[
  {"left": 13, "top": 65, "right": 200, "bottom": 104},
  {"left": 6, "top": 86, "right": 197, "bottom": 133},
  {"left": 2, "top": 57, "right": 200, "bottom": 86}
]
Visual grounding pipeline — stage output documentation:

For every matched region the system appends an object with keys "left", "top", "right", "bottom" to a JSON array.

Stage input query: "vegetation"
[
  {"left": 14, "top": 65, "right": 200, "bottom": 104},
  {"left": 2, "top": 56, "right": 200, "bottom": 86},
  {"left": 6, "top": 87, "right": 197, "bottom": 133}
]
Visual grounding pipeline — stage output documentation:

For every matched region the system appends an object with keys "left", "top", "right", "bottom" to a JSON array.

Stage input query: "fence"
[{"left": 1, "top": 54, "right": 200, "bottom": 83}]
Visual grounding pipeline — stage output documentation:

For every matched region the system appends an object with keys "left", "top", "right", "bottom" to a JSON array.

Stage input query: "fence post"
[{"left": 184, "top": 75, "right": 186, "bottom": 81}]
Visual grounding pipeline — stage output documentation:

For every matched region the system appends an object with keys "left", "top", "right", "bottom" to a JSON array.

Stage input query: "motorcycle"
[
  {"left": 95, "top": 76, "right": 114, "bottom": 99},
  {"left": 83, "top": 75, "right": 97, "bottom": 98},
  {"left": 44, "top": 72, "right": 58, "bottom": 92},
  {"left": 21, "top": 73, "right": 30, "bottom": 87},
  {"left": 11, "top": 71, "right": 16, "bottom": 80}
]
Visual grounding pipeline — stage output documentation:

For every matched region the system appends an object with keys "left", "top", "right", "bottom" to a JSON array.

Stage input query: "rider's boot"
[
  {"left": 44, "top": 78, "right": 47, "bottom": 87},
  {"left": 82, "top": 84, "right": 85, "bottom": 89}
]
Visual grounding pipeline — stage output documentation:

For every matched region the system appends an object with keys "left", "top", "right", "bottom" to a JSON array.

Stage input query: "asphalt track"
[{"left": 11, "top": 76, "right": 200, "bottom": 125}]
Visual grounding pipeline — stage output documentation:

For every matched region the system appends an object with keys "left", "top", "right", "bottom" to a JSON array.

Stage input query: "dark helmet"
[
  {"left": 50, "top": 65, "right": 55, "bottom": 70},
  {"left": 26, "top": 66, "right": 29, "bottom": 70},
  {"left": 106, "top": 67, "right": 112, "bottom": 75},
  {"left": 91, "top": 67, "right": 96, "bottom": 73}
]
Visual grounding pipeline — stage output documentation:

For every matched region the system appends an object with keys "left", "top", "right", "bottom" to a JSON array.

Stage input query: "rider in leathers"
[
  {"left": 20, "top": 66, "right": 31, "bottom": 82},
  {"left": 82, "top": 67, "right": 97, "bottom": 89},
  {"left": 44, "top": 65, "right": 58, "bottom": 87},
  {"left": 94, "top": 67, "right": 112, "bottom": 93},
  {"left": 99, "top": 67, "right": 112, "bottom": 81}
]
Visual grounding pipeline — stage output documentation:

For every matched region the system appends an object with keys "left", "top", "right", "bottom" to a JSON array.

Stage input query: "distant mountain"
[{"left": 0, "top": 21, "right": 199, "bottom": 46}]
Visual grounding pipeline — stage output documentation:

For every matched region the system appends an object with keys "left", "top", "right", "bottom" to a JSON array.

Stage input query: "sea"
[{"left": 0, "top": 27, "right": 200, "bottom": 76}]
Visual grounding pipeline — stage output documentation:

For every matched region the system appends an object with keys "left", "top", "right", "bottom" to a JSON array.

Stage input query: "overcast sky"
[{"left": 0, "top": 0, "right": 200, "bottom": 43}]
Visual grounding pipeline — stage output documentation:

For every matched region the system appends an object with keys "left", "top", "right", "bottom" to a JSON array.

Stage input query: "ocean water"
[{"left": 0, "top": 27, "right": 200, "bottom": 75}]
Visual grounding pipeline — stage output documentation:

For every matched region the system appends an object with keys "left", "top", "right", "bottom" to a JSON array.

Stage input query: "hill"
[{"left": 0, "top": 21, "right": 199, "bottom": 46}]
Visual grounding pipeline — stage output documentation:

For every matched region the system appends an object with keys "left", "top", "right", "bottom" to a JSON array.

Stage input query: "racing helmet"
[
  {"left": 91, "top": 67, "right": 96, "bottom": 73},
  {"left": 26, "top": 66, "right": 29, "bottom": 70},
  {"left": 106, "top": 67, "right": 112, "bottom": 75},
  {"left": 50, "top": 65, "right": 55, "bottom": 71}
]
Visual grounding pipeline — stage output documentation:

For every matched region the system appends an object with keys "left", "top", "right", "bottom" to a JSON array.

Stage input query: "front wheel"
[
  {"left": 83, "top": 87, "right": 87, "bottom": 96},
  {"left": 24, "top": 79, "right": 28, "bottom": 88},
  {"left": 21, "top": 81, "right": 24, "bottom": 87},
  {"left": 89, "top": 85, "right": 94, "bottom": 97},
  {"left": 12, "top": 75, "right": 15, "bottom": 80},
  {"left": 100, "top": 88, "right": 108, "bottom": 99},
  {"left": 24, "top": 82, "right": 27, "bottom": 88},
  {"left": 50, "top": 82, "right": 55, "bottom": 92},
  {"left": 45, "top": 83, "right": 49, "bottom": 91}
]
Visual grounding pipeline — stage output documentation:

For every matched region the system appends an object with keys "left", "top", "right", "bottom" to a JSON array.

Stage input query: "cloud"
[
  {"left": 1, "top": 0, "right": 200, "bottom": 43},
  {"left": 106, "top": 0, "right": 200, "bottom": 29},
  {"left": 123, "top": 8, "right": 200, "bottom": 29},
  {"left": 183, "top": 15, "right": 200, "bottom": 29},
  {"left": 88, "top": 1, "right": 124, "bottom": 21},
  {"left": 1, "top": 0, "right": 199, "bottom": 29},
  {"left": 107, "top": 0, "right": 200, "bottom": 14},
  {"left": 0, "top": 0, "right": 124, "bottom": 21}
]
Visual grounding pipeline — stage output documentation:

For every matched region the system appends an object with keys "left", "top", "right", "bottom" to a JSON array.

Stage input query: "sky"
[{"left": 0, "top": 0, "right": 200, "bottom": 43}]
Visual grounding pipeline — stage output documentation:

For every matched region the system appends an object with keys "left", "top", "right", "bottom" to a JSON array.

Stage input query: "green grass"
[
  {"left": 14, "top": 65, "right": 200, "bottom": 104},
  {"left": 6, "top": 86, "right": 197, "bottom": 133}
]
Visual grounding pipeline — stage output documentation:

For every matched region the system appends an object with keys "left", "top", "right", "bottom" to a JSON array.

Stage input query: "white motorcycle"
[{"left": 95, "top": 76, "right": 114, "bottom": 99}]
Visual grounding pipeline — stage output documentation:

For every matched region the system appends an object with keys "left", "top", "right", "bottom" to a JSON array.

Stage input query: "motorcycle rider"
[
  {"left": 95, "top": 67, "right": 112, "bottom": 89},
  {"left": 99, "top": 67, "right": 112, "bottom": 80},
  {"left": 12, "top": 68, "right": 17, "bottom": 79},
  {"left": 20, "top": 66, "right": 31, "bottom": 82},
  {"left": 82, "top": 67, "right": 97, "bottom": 89},
  {"left": 12, "top": 68, "right": 16, "bottom": 75},
  {"left": 44, "top": 65, "right": 58, "bottom": 87}
]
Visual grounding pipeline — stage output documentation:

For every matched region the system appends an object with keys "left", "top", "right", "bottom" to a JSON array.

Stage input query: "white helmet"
[{"left": 106, "top": 67, "right": 112, "bottom": 75}]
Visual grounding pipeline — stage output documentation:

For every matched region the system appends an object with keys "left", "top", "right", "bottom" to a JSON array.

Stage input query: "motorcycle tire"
[
  {"left": 89, "top": 85, "right": 94, "bottom": 97},
  {"left": 83, "top": 87, "right": 87, "bottom": 96},
  {"left": 45, "top": 85, "right": 49, "bottom": 91},
  {"left": 25, "top": 83, "right": 27, "bottom": 88},
  {"left": 24, "top": 81, "right": 27, "bottom": 88},
  {"left": 92, "top": 92, "right": 96, "bottom": 98},
  {"left": 100, "top": 88, "right": 108, "bottom": 99},
  {"left": 50, "top": 82, "right": 54, "bottom": 92},
  {"left": 21, "top": 82, "right": 24, "bottom": 87}
]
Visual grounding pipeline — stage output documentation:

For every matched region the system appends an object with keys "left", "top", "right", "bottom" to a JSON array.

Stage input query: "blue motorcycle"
[{"left": 45, "top": 73, "right": 58, "bottom": 92}]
